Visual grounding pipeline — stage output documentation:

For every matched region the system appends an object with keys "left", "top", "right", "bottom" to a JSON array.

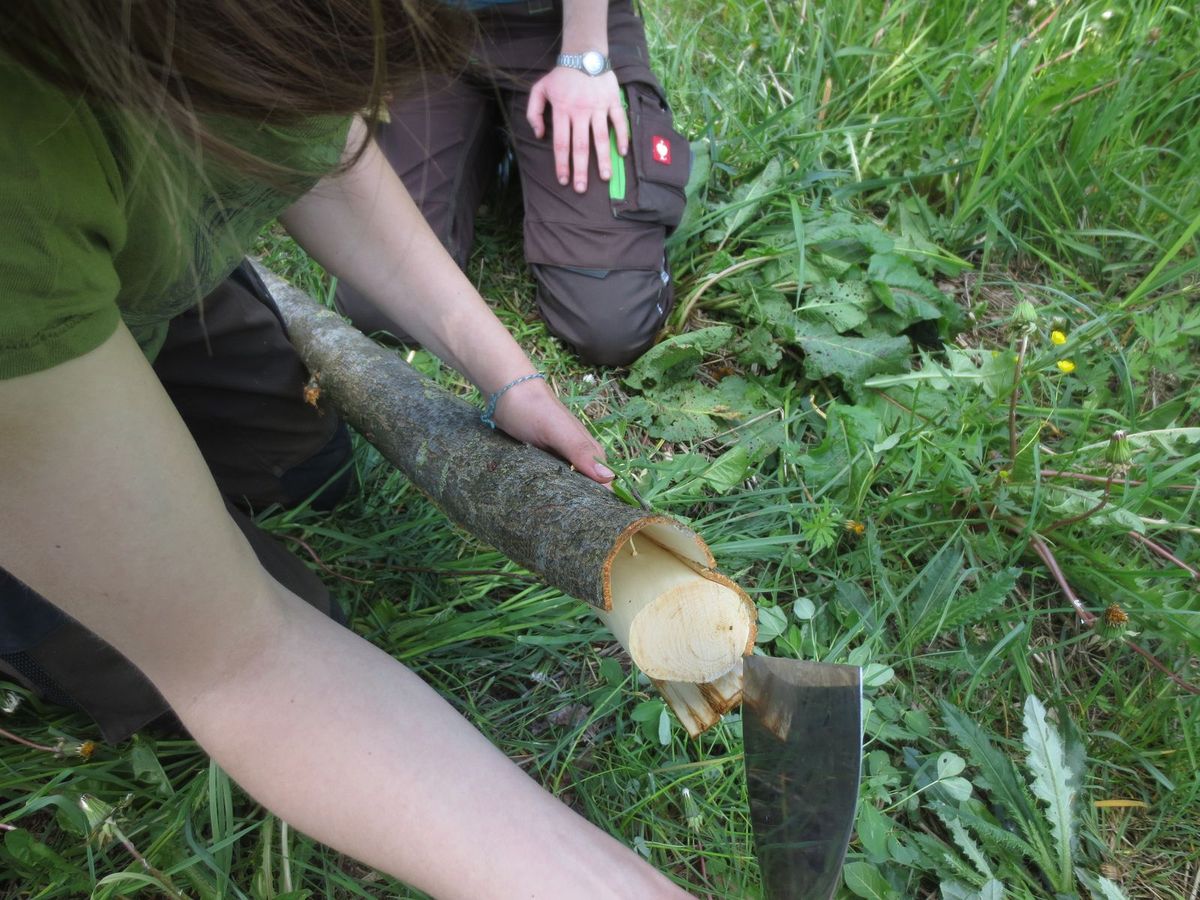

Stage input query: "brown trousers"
[
  {"left": 0, "top": 262, "right": 353, "bottom": 743},
  {"left": 334, "top": 0, "right": 691, "bottom": 367}
]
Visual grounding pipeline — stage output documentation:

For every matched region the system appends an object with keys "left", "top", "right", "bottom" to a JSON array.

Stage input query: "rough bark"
[{"left": 254, "top": 261, "right": 755, "bottom": 734}]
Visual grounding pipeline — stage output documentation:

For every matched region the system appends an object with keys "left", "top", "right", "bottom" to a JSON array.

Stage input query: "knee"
[{"left": 532, "top": 264, "right": 673, "bottom": 368}]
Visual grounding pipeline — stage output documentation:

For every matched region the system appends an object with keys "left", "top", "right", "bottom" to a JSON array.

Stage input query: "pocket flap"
[{"left": 628, "top": 85, "right": 691, "bottom": 190}]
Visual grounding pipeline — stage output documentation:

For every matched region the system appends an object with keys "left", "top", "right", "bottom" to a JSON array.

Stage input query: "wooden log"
[{"left": 253, "top": 261, "right": 755, "bottom": 732}]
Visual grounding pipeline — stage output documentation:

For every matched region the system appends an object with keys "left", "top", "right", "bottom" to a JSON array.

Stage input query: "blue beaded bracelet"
[{"left": 481, "top": 372, "right": 545, "bottom": 428}]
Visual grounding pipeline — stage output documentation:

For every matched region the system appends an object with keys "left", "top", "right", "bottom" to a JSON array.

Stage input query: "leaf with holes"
[
  {"left": 623, "top": 325, "right": 735, "bottom": 390},
  {"left": 622, "top": 376, "right": 771, "bottom": 443},
  {"left": 794, "top": 322, "right": 910, "bottom": 400}
]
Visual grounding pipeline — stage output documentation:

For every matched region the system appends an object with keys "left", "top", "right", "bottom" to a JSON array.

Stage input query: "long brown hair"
[{"left": 0, "top": 0, "right": 473, "bottom": 180}]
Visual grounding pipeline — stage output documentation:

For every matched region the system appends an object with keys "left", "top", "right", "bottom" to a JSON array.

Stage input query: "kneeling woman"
[{"left": 0, "top": 3, "right": 687, "bottom": 897}]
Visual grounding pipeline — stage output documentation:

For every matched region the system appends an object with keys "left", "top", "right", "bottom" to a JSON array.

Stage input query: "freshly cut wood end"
[
  {"left": 598, "top": 517, "right": 753, "bottom": 737},
  {"left": 601, "top": 534, "right": 753, "bottom": 683},
  {"left": 600, "top": 518, "right": 714, "bottom": 612},
  {"left": 656, "top": 661, "right": 744, "bottom": 738}
]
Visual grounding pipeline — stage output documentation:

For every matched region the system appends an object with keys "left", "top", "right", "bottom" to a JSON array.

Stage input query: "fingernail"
[
  {"left": 575, "top": 181, "right": 585, "bottom": 192},
  {"left": 596, "top": 464, "right": 615, "bottom": 480},
  {"left": 559, "top": 176, "right": 568, "bottom": 186}
]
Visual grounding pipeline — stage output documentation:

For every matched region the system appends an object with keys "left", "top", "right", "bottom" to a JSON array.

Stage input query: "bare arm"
[
  {"left": 281, "top": 119, "right": 613, "bottom": 484},
  {"left": 0, "top": 326, "right": 689, "bottom": 899}
]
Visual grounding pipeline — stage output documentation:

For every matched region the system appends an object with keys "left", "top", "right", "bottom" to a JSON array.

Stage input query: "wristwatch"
[{"left": 556, "top": 50, "right": 612, "bottom": 77}]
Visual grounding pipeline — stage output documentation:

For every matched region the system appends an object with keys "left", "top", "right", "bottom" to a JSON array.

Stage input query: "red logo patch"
[{"left": 652, "top": 135, "right": 672, "bottom": 165}]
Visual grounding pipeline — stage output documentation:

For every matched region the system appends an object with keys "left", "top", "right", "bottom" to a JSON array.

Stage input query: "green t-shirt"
[{"left": 0, "top": 55, "right": 350, "bottom": 379}]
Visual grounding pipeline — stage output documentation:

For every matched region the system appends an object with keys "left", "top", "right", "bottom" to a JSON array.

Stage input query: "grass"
[{"left": 3, "top": 0, "right": 1199, "bottom": 897}]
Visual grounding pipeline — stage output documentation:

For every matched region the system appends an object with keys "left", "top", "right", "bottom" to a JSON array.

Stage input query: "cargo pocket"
[{"left": 611, "top": 81, "right": 691, "bottom": 231}]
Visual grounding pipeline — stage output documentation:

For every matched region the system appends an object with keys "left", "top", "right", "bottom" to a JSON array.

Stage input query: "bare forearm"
[
  {"left": 561, "top": 0, "right": 609, "bottom": 54},
  {"left": 181, "top": 597, "right": 688, "bottom": 900},
  {"left": 280, "top": 121, "right": 537, "bottom": 395}
]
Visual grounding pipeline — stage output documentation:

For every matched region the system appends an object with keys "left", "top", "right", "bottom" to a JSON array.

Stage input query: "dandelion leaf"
[
  {"left": 910, "top": 567, "right": 1019, "bottom": 647},
  {"left": 624, "top": 325, "right": 735, "bottom": 390},
  {"left": 1022, "top": 695, "right": 1078, "bottom": 881},
  {"left": 905, "top": 543, "right": 968, "bottom": 648}
]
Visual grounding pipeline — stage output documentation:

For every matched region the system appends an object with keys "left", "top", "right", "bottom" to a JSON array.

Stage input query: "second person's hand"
[{"left": 526, "top": 67, "right": 629, "bottom": 195}]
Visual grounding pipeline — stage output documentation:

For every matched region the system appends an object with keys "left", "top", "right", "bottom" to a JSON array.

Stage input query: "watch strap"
[{"left": 556, "top": 51, "right": 612, "bottom": 76}]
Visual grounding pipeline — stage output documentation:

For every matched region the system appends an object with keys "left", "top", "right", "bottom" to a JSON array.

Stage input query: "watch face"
[{"left": 582, "top": 50, "right": 606, "bottom": 76}]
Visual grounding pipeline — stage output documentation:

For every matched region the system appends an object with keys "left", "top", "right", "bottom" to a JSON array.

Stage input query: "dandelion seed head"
[{"left": 1105, "top": 603, "right": 1129, "bottom": 627}]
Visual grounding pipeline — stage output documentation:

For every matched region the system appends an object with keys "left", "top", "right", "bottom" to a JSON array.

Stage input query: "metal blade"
[{"left": 743, "top": 657, "right": 863, "bottom": 900}]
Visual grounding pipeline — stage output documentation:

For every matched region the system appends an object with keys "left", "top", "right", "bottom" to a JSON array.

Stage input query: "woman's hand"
[
  {"left": 526, "top": 68, "right": 628, "bottom": 194},
  {"left": 490, "top": 377, "right": 615, "bottom": 486}
]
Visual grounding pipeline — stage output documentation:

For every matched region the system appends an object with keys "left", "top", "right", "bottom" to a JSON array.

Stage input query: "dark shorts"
[
  {"left": 0, "top": 261, "right": 354, "bottom": 743},
  {"left": 334, "top": 0, "right": 691, "bottom": 366}
]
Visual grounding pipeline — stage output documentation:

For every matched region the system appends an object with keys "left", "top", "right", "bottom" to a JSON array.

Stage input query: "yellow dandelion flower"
[
  {"left": 1050, "top": 330, "right": 1067, "bottom": 345},
  {"left": 1057, "top": 359, "right": 1076, "bottom": 374},
  {"left": 844, "top": 520, "right": 866, "bottom": 536}
]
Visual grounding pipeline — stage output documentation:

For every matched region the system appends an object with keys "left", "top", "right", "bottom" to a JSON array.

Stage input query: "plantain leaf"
[{"left": 1023, "top": 695, "right": 1079, "bottom": 889}]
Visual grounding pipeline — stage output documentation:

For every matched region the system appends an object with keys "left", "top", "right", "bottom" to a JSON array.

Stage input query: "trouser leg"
[
  {"left": 332, "top": 76, "right": 499, "bottom": 341},
  {"left": 486, "top": 0, "right": 686, "bottom": 367},
  {"left": 0, "top": 262, "right": 352, "bottom": 743},
  {"left": 154, "top": 261, "right": 354, "bottom": 512}
]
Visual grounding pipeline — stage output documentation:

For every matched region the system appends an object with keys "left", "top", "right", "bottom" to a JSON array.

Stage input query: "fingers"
[
  {"left": 610, "top": 103, "right": 629, "bottom": 157},
  {"left": 566, "top": 440, "right": 615, "bottom": 486},
  {"left": 552, "top": 106, "right": 571, "bottom": 188},
  {"left": 592, "top": 111, "right": 611, "bottom": 182},
  {"left": 525, "top": 84, "right": 548, "bottom": 140},
  {"left": 572, "top": 113, "right": 592, "bottom": 193}
]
